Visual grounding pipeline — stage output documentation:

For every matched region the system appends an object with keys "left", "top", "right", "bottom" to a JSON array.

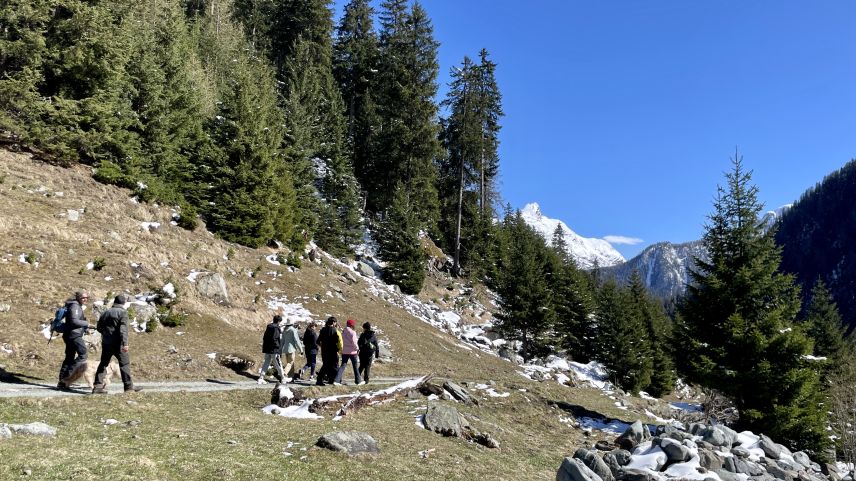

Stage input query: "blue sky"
[{"left": 334, "top": 1, "right": 856, "bottom": 259}]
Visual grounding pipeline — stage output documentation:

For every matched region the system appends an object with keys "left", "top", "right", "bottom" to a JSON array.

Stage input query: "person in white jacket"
[{"left": 280, "top": 317, "right": 304, "bottom": 381}]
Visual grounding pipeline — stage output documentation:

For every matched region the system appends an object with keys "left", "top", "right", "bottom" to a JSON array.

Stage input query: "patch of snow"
[
  {"left": 206, "top": 352, "right": 217, "bottom": 360},
  {"left": 473, "top": 383, "right": 510, "bottom": 398},
  {"left": 414, "top": 414, "right": 426, "bottom": 429},
  {"left": 266, "top": 297, "right": 314, "bottom": 323},
  {"left": 265, "top": 254, "right": 281, "bottom": 266},
  {"left": 86, "top": 262, "right": 94, "bottom": 270},
  {"left": 186, "top": 271, "right": 202, "bottom": 283},
  {"left": 578, "top": 417, "right": 632, "bottom": 435},
  {"left": 626, "top": 442, "right": 667, "bottom": 471},
  {"left": 140, "top": 222, "right": 160, "bottom": 232},
  {"left": 804, "top": 355, "right": 827, "bottom": 361},
  {"left": 262, "top": 401, "right": 322, "bottom": 420},
  {"left": 669, "top": 402, "right": 703, "bottom": 413},
  {"left": 162, "top": 283, "right": 176, "bottom": 298}
]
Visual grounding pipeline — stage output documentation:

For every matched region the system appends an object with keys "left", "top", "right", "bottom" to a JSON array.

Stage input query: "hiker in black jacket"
[
  {"left": 57, "top": 291, "right": 93, "bottom": 390},
  {"left": 257, "top": 315, "right": 285, "bottom": 384},
  {"left": 358, "top": 322, "right": 380, "bottom": 384},
  {"left": 93, "top": 294, "right": 141, "bottom": 393},
  {"left": 297, "top": 322, "right": 318, "bottom": 381},
  {"left": 315, "top": 317, "right": 342, "bottom": 386}
]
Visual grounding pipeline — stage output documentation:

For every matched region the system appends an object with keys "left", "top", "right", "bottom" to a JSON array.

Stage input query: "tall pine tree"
[{"left": 377, "top": 184, "right": 426, "bottom": 294}]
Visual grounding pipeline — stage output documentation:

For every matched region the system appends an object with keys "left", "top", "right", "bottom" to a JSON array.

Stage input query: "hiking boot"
[
  {"left": 56, "top": 382, "right": 72, "bottom": 392},
  {"left": 124, "top": 385, "right": 142, "bottom": 393},
  {"left": 92, "top": 386, "right": 108, "bottom": 394}
]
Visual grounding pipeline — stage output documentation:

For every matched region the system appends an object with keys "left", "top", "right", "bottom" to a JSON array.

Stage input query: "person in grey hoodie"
[
  {"left": 280, "top": 317, "right": 304, "bottom": 381},
  {"left": 92, "top": 294, "right": 141, "bottom": 393},
  {"left": 57, "top": 290, "right": 93, "bottom": 390}
]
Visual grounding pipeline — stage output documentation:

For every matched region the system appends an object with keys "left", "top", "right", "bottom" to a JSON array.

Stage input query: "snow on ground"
[
  {"left": 473, "top": 383, "right": 510, "bottom": 398},
  {"left": 577, "top": 417, "right": 632, "bottom": 435},
  {"left": 266, "top": 297, "right": 315, "bottom": 323},
  {"left": 669, "top": 401, "right": 703, "bottom": 413},
  {"left": 140, "top": 222, "right": 160, "bottom": 232},
  {"left": 263, "top": 400, "right": 322, "bottom": 420}
]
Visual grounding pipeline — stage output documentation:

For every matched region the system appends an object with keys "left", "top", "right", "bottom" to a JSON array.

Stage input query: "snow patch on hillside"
[{"left": 520, "top": 203, "right": 624, "bottom": 269}]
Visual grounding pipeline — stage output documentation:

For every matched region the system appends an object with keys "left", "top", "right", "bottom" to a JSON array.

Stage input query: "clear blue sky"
[{"left": 334, "top": 1, "right": 856, "bottom": 258}]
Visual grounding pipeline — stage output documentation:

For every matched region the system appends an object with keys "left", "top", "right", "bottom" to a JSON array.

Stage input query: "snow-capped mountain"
[
  {"left": 520, "top": 203, "right": 625, "bottom": 269},
  {"left": 600, "top": 240, "right": 707, "bottom": 299},
  {"left": 762, "top": 204, "right": 793, "bottom": 230}
]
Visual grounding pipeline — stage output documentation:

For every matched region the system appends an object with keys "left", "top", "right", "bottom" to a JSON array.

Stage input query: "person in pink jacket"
[{"left": 334, "top": 319, "right": 362, "bottom": 385}]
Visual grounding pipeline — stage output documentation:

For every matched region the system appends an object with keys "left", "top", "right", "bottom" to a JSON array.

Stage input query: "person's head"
[
  {"left": 285, "top": 316, "right": 294, "bottom": 327},
  {"left": 75, "top": 291, "right": 89, "bottom": 304},
  {"left": 362, "top": 322, "right": 371, "bottom": 331},
  {"left": 325, "top": 316, "right": 337, "bottom": 327},
  {"left": 113, "top": 294, "right": 128, "bottom": 306},
  {"left": 346, "top": 319, "right": 355, "bottom": 329},
  {"left": 273, "top": 314, "right": 283, "bottom": 325}
]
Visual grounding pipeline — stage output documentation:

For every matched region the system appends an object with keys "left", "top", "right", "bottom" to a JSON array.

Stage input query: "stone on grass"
[
  {"left": 0, "top": 424, "right": 11, "bottom": 440},
  {"left": 423, "top": 404, "right": 470, "bottom": 438},
  {"left": 443, "top": 380, "right": 475, "bottom": 405},
  {"left": 557, "top": 457, "right": 604, "bottom": 481},
  {"left": 0, "top": 304, "right": 10, "bottom": 313},
  {"left": 574, "top": 447, "right": 615, "bottom": 481},
  {"left": 195, "top": 272, "right": 229, "bottom": 305},
  {"left": 472, "top": 432, "right": 500, "bottom": 449},
  {"left": 419, "top": 378, "right": 446, "bottom": 397},
  {"left": 9, "top": 422, "right": 56, "bottom": 437},
  {"left": 316, "top": 431, "right": 379, "bottom": 455}
]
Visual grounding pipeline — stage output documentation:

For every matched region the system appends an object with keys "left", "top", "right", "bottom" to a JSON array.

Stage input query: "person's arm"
[
  {"left": 120, "top": 310, "right": 130, "bottom": 349},
  {"left": 296, "top": 329, "right": 304, "bottom": 354},
  {"left": 67, "top": 304, "right": 89, "bottom": 329}
]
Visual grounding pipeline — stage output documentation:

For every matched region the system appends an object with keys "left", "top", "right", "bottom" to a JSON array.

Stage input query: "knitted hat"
[{"left": 346, "top": 319, "right": 355, "bottom": 328}]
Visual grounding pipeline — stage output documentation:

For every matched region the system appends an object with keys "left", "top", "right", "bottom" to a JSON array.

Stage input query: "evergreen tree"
[
  {"left": 377, "top": 184, "right": 426, "bottom": 294},
  {"left": 805, "top": 280, "right": 847, "bottom": 361},
  {"left": 493, "top": 211, "right": 554, "bottom": 362},
  {"left": 596, "top": 278, "right": 652, "bottom": 394},
  {"left": 678, "top": 152, "right": 828, "bottom": 452},
  {"left": 549, "top": 225, "right": 598, "bottom": 362},
  {"left": 627, "top": 270, "right": 676, "bottom": 397},
  {"left": 371, "top": 0, "right": 441, "bottom": 229}
]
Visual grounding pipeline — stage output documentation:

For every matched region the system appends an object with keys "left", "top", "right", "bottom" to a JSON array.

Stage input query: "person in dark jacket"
[
  {"left": 57, "top": 290, "right": 93, "bottom": 390},
  {"left": 258, "top": 315, "right": 285, "bottom": 384},
  {"left": 92, "top": 294, "right": 141, "bottom": 393},
  {"left": 297, "top": 322, "right": 318, "bottom": 381},
  {"left": 357, "top": 322, "right": 380, "bottom": 385},
  {"left": 315, "top": 317, "right": 342, "bottom": 386}
]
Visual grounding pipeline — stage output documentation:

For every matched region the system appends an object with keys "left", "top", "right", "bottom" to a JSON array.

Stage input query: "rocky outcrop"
[
  {"left": 194, "top": 272, "right": 229, "bottom": 305},
  {"left": 316, "top": 431, "right": 379, "bottom": 455}
]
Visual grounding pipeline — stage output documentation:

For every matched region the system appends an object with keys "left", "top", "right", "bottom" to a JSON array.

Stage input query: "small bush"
[
  {"left": 276, "top": 252, "right": 287, "bottom": 265},
  {"left": 286, "top": 253, "right": 301, "bottom": 269},
  {"left": 176, "top": 201, "right": 198, "bottom": 230},
  {"left": 161, "top": 310, "right": 187, "bottom": 328},
  {"left": 0, "top": 173, "right": 6, "bottom": 184},
  {"left": 145, "top": 319, "right": 158, "bottom": 333},
  {"left": 92, "top": 161, "right": 134, "bottom": 189},
  {"left": 226, "top": 247, "right": 235, "bottom": 260},
  {"left": 92, "top": 257, "right": 106, "bottom": 271},
  {"left": 24, "top": 252, "right": 37, "bottom": 264}
]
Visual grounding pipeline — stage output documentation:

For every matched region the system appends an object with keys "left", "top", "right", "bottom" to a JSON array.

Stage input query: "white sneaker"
[
  {"left": 257, "top": 378, "right": 268, "bottom": 385},
  {"left": 357, "top": 381, "right": 366, "bottom": 386},
  {"left": 333, "top": 382, "right": 342, "bottom": 386},
  {"left": 283, "top": 377, "right": 292, "bottom": 383}
]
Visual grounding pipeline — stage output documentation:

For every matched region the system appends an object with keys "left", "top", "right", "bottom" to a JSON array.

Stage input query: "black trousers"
[
  {"left": 316, "top": 350, "right": 340, "bottom": 385},
  {"left": 94, "top": 341, "right": 133, "bottom": 389},
  {"left": 59, "top": 336, "right": 87, "bottom": 383},
  {"left": 359, "top": 356, "right": 373, "bottom": 382}
]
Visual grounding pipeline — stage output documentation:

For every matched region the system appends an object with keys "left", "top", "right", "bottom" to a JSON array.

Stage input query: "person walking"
[
  {"left": 257, "top": 315, "right": 285, "bottom": 384},
  {"left": 357, "top": 322, "right": 379, "bottom": 385},
  {"left": 92, "top": 294, "right": 141, "bottom": 393},
  {"left": 334, "top": 319, "right": 361, "bottom": 386},
  {"left": 297, "top": 322, "right": 318, "bottom": 381},
  {"left": 280, "top": 317, "right": 304, "bottom": 381},
  {"left": 315, "top": 317, "right": 342, "bottom": 386},
  {"left": 57, "top": 290, "right": 93, "bottom": 390}
]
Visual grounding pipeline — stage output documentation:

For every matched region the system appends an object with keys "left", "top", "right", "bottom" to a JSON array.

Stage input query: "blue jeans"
[{"left": 334, "top": 354, "right": 361, "bottom": 384}]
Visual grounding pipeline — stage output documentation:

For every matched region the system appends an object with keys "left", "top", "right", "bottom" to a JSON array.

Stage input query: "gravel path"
[{"left": 0, "top": 377, "right": 412, "bottom": 399}]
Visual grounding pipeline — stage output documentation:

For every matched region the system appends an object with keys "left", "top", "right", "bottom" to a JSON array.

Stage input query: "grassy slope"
[{"left": 0, "top": 149, "right": 640, "bottom": 480}]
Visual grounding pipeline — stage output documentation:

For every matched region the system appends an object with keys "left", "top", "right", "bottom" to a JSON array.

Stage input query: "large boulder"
[
  {"left": 377, "top": 342, "right": 393, "bottom": 362},
  {"left": 759, "top": 435, "right": 782, "bottom": 460},
  {"left": 698, "top": 448, "right": 724, "bottom": 471},
  {"left": 701, "top": 427, "right": 730, "bottom": 447},
  {"left": 619, "top": 468, "right": 660, "bottom": 481},
  {"left": 355, "top": 262, "right": 375, "bottom": 278},
  {"left": 423, "top": 404, "right": 470, "bottom": 438},
  {"left": 766, "top": 464, "right": 797, "bottom": 481},
  {"left": 195, "top": 272, "right": 230, "bottom": 305},
  {"left": 316, "top": 431, "right": 379, "bottom": 455},
  {"left": 0, "top": 424, "right": 11, "bottom": 440},
  {"left": 443, "top": 380, "right": 476, "bottom": 405},
  {"left": 659, "top": 438, "right": 692, "bottom": 463},
  {"left": 557, "top": 457, "right": 604, "bottom": 481},
  {"left": 616, "top": 420, "right": 649, "bottom": 451},
  {"left": 574, "top": 448, "right": 615, "bottom": 481},
  {"left": 792, "top": 452, "right": 812, "bottom": 469}
]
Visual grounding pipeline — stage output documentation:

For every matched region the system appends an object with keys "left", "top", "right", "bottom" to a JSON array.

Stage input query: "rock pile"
[{"left": 557, "top": 420, "right": 844, "bottom": 481}]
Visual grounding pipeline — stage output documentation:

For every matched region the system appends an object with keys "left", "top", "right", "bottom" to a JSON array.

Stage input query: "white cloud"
[{"left": 603, "top": 235, "right": 643, "bottom": 246}]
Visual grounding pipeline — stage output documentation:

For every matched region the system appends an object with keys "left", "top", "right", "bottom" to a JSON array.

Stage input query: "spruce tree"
[
  {"left": 627, "top": 271, "right": 676, "bottom": 397},
  {"left": 596, "top": 278, "right": 652, "bottom": 394},
  {"left": 678, "top": 152, "right": 828, "bottom": 451},
  {"left": 549, "top": 225, "right": 598, "bottom": 362},
  {"left": 377, "top": 184, "right": 426, "bottom": 294},
  {"left": 805, "top": 280, "right": 847, "bottom": 361}
]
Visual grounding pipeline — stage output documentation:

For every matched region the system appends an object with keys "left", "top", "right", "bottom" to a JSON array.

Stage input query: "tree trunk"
[{"left": 453, "top": 153, "right": 464, "bottom": 277}]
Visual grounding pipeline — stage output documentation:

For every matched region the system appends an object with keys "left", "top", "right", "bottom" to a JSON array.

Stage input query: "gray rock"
[
  {"left": 732, "top": 446, "right": 751, "bottom": 458},
  {"left": 557, "top": 457, "right": 604, "bottom": 481},
  {"left": 766, "top": 464, "right": 796, "bottom": 481},
  {"left": 738, "top": 460, "right": 765, "bottom": 477},
  {"left": 697, "top": 440, "right": 716, "bottom": 450},
  {"left": 690, "top": 423, "right": 708, "bottom": 435},
  {"left": 595, "top": 441, "right": 613, "bottom": 452},
  {"left": 443, "top": 380, "right": 475, "bottom": 405},
  {"left": 419, "top": 378, "right": 445, "bottom": 396},
  {"left": 616, "top": 420, "right": 648, "bottom": 451},
  {"left": 612, "top": 449, "right": 632, "bottom": 467},
  {"left": 315, "top": 431, "right": 379, "bottom": 455},
  {"left": 702, "top": 427, "right": 728, "bottom": 447},
  {"left": 0, "top": 303, "right": 10, "bottom": 313},
  {"left": 759, "top": 435, "right": 782, "bottom": 460},
  {"left": 67, "top": 209, "right": 80, "bottom": 221},
  {"left": 355, "top": 262, "right": 375, "bottom": 278},
  {"left": 716, "top": 470, "right": 744, "bottom": 481},
  {"left": 603, "top": 453, "right": 622, "bottom": 478},
  {"left": 377, "top": 342, "right": 393, "bottom": 362},
  {"left": 308, "top": 249, "right": 320, "bottom": 262},
  {"left": 793, "top": 452, "right": 811, "bottom": 469},
  {"left": 619, "top": 468, "right": 659, "bottom": 481},
  {"left": 8, "top": 422, "right": 56, "bottom": 437},
  {"left": 660, "top": 438, "right": 692, "bottom": 463},
  {"left": 574, "top": 448, "right": 615, "bottom": 481},
  {"left": 472, "top": 432, "right": 500, "bottom": 449},
  {"left": 0, "top": 424, "right": 11, "bottom": 440},
  {"left": 663, "top": 424, "right": 693, "bottom": 442},
  {"left": 723, "top": 457, "right": 737, "bottom": 473},
  {"left": 194, "top": 272, "right": 230, "bottom": 304},
  {"left": 749, "top": 475, "right": 776, "bottom": 481},
  {"left": 498, "top": 345, "right": 519, "bottom": 364},
  {"left": 719, "top": 425, "right": 739, "bottom": 447},
  {"left": 699, "top": 448, "right": 724, "bottom": 471},
  {"left": 423, "top": 404, "right": 470, "bottom": 438},
  {"left": 824, "top": 463, "right": 843, "bottom": 481}
]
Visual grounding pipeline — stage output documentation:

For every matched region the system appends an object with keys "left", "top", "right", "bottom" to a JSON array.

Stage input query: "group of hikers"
[
  {"left": 52, "top": 289, "right": 380, "bottom": 393},
  {"left": 259, "top": 315, "right": 380, "bottom": 386}
]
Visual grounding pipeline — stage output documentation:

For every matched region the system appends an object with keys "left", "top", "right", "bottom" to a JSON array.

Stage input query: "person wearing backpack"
[
  {"left": 334, "top": 319, "right": 361, "bottom": 386},
  {"left": 357, "top": 322, "right": 380, "bottom": 385},
  {"left": 296, "top": 322, "right": 319, "bottom": 381},
  {"left": 279, "top": 317, "right": 304, "bottom": 382},
  {"left": 315, "top": 317, "right": 342, "bottom": 386},
  {"left": 92, "top": 294, "right": 141, "bottom": 393},
  {"left": 257, "top": 315, "right": 285, "bottom": 384},
  {"left": 57, "top": 290, "right": 94, "bottom": 390}
]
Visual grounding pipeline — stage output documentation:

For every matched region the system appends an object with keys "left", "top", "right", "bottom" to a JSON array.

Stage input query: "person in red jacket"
[{"left": 334, "top": 319, "right": 361, "bottom": 385}]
